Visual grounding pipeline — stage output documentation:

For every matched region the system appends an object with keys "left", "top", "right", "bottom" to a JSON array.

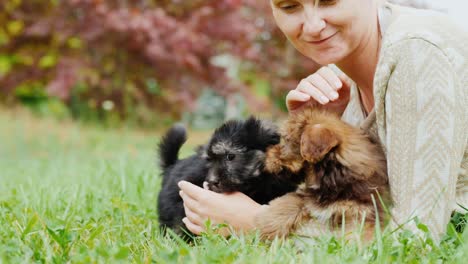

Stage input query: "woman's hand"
[
  {"left": 178, "top": 181, "right": 262, "bottom": 236},
  {"left": 286, "top": 66, "right": 352, "bottom": 115}
]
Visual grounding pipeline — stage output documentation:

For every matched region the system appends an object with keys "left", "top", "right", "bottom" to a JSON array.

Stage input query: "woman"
[{"left": 178, "top": 0, "right": 467, "bottom": 240}]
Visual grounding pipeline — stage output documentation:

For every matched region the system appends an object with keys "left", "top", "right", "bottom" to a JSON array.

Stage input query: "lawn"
[{"left": 0, "top": 109, "right": 466, "bottom": 263}]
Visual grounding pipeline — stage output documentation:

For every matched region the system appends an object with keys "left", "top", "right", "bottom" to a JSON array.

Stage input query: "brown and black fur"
[
  {"left": 256, "top": 109, "right": 391, "bottom": 241},
  {"left": 157, "top": 118, "right": 302, "bottom": 240}
]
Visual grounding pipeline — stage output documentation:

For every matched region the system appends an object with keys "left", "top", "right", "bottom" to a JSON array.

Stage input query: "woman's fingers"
[
  {"left": 317, "top": 66, "right": 343, "bottom": 90},
  {"left": 179, "top": 188, "right": 209, "bottom": 233},
  {"left": 286, "top": 90, "right": 311, "bottom": 111},
  {"left": 297, "top": 78, "right": 330, "bottom": 104},
  {"left": 179, "top": 190, "right": 201, "bottom": 214},
  {"left": 178, "top": 180, "right": 210, "bottom": 202},
  {"left": 179, "top": 181, "right": 219, "bottom": 227},
  {"left": 288, "top": 66, "right": 345, "bottom": 110},
  {"left": 179, "top": 184, "right": 262, "bottom": 236},
  {"left": 336, "top": 70, "right": 353, "bottom": 89},
  {"left": 183, "top": 217, "right": 231, "bottom": 236},
  {"left": 285, "top": 66, "right": 354, "bottom": 114},
  {"left": 182, "top": 200, "right": 205, "bottom": 226},
  {"left": 304, "top": 69, "right": 340, "bottom": 101},
  {"left": 182, "top": 217, "right": 205, "bottom": 235},
  {"left": 286, "top": 90, "right": 310, "bottom": 104}
]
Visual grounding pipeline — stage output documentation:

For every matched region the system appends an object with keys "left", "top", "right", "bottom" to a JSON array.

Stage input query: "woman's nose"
[{"left": 302, "top": 9, "right": 326, "bottom": 37}]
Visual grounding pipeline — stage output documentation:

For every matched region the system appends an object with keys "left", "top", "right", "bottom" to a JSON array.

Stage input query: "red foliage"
[{"left": 0, "top": 0, "right": 320, "bottom": 119}]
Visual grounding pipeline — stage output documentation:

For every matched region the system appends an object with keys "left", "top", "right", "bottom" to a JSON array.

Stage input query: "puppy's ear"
[
  {"left": 300, "top": 124, "right": 339, "bottom": 163},
  {"left": 244, "top": 117, "right": 280, "bottom": 150}
]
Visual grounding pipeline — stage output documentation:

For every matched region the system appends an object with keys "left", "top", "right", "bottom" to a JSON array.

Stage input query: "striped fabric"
[{"left": 341, "top": 3, "right": 467, "bottom": 240}]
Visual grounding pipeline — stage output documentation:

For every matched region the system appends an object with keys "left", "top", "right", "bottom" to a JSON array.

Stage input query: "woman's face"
[{"left": 270, "top": 0, "right": 376, "bottom": 65}]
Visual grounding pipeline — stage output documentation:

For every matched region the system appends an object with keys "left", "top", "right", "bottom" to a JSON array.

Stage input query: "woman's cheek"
[{"left": 273, "top": 11, "right": 302, "bottom": 39}]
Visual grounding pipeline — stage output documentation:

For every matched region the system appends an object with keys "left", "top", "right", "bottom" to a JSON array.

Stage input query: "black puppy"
[{"left": 157, "top": 117, "right": 302, "bottom": 238}]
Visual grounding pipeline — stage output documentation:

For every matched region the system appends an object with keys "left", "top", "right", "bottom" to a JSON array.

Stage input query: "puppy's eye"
[{"left": 226, "top": 154, "right": 235, "bottom": 161}]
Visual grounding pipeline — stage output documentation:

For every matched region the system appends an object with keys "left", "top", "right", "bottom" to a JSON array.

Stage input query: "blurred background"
[{"left": 0, "top": 0, "right": 466, "bottom": 130}]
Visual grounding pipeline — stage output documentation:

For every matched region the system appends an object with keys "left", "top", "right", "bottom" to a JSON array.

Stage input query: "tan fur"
[
  {"left": 257, "top": 109, "right": 390, "bottom": 242},
  {"left": 255, "top": 193, "right": 310, "bottom": 240}
]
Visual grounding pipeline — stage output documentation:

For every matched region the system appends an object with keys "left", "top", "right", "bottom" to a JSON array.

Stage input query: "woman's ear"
[{"left": 300, "top": 124, "right": 339, "bottom": 163}]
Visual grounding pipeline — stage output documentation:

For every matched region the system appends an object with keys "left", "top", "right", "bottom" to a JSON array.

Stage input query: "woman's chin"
[
  {"left": 310, "top": 56, "right": 340, "bottom": 66},
  {"left": 301, "top": 47, "right": 348, "bottom": 66},
  {"left": 315, "top": 51, "right": 348, "bottom": 65}
]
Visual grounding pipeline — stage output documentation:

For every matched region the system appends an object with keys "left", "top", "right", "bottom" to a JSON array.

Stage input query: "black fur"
[
  {"left": 158, "top": 124, "right": 187, "bottom": 170},
  {"left": 157, "top": 117, "right": 302, "bottom": 238},
  {"left": 312, "top": 151, "right": 386, "bottom": 207}
]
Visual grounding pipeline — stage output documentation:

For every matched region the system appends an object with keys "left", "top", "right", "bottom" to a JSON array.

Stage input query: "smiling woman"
[
  {"left": 270, "top": 0, "right": 379, "bottom": 66},
  {"left": 178, "top": 0, "right": 468, "bottom": 242}
]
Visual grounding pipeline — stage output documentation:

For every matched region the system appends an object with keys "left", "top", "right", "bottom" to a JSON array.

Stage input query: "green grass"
[{"left": 0, "top": 109, "right": 466, "bottom": 263}]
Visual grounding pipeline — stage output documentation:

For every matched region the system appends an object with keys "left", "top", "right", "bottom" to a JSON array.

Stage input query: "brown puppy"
[{"left": 256, "top": 109, "right": 390, "bottom": 241}]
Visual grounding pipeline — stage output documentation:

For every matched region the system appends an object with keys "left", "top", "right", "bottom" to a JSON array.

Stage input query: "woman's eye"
[
  {"left": 226, "top": 154, "right": 235, "bottom": 161},
  {"left": 278, "top": 4, "right": 300, "bottom": 12},
  {"left": 280, "top": 4, "right": 298, "bottom": 11},
  {"left": 318, "top": 0, "right": 337, "bottom": 6}
]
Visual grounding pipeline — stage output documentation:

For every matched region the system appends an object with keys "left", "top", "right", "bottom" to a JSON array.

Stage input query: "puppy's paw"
[
  {"left": 255, "top": 205, "right": 291, "bottom": 240},
  {"left": 265, "top": 159, "right": 283, "bottom": 174},
  {"left": 265, "top": 145, "right": 283, "bottom": 173},
  {"left": 255, "top": 193, "right": 308, "bottom": 240},
  {"left": 284, "top": 159, "right": 304, "bottom": 173}
]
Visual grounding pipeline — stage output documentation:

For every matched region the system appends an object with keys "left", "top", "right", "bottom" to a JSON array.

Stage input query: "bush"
[{"left": 0, "top": 0, "right": 320, "bottom": 127}]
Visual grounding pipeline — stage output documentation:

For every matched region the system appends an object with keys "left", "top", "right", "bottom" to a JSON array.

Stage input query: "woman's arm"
[
  {"left": 178, "top": 181, "right": 262, "bottom": 235},
  {"left": 378, "top": 39, "right": 466, "bottom": 239}
]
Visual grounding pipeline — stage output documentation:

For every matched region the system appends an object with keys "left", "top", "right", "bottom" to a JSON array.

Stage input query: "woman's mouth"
[{"left": 306, "top": 32, "right": 337, "bottom": 45}]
